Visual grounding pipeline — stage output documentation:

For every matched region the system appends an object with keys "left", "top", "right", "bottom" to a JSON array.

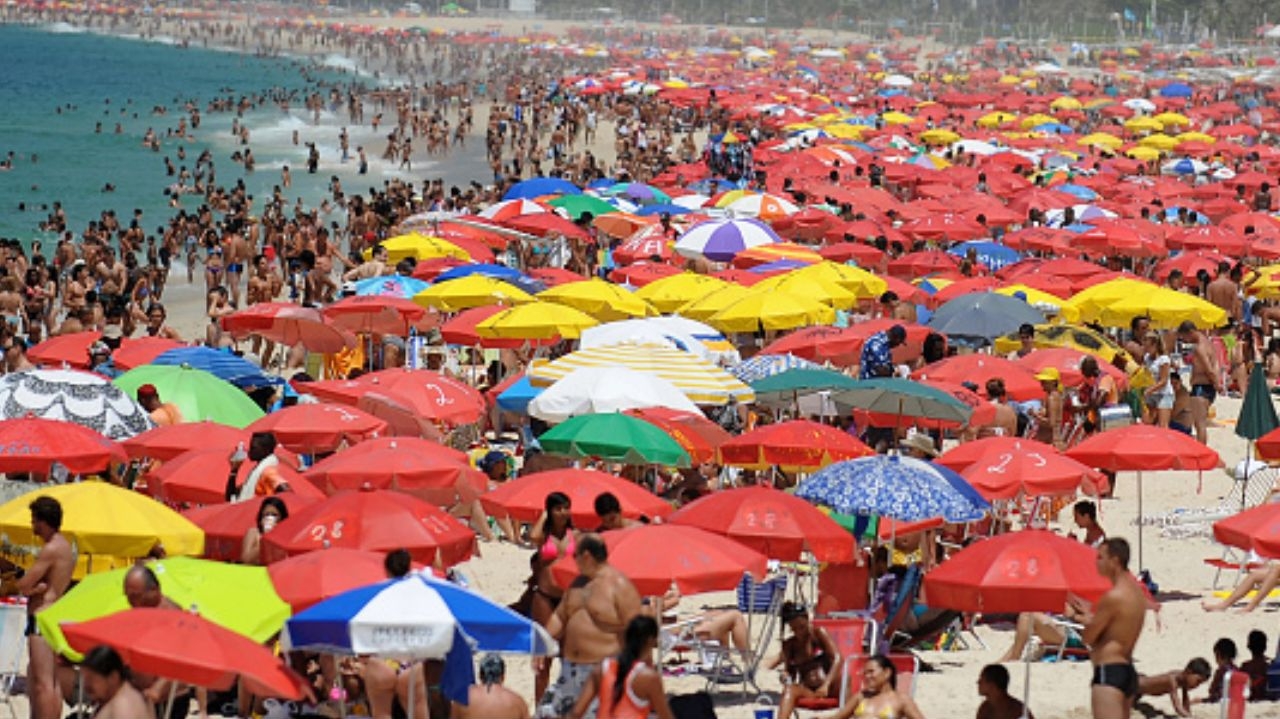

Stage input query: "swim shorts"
[
  {"left": 537, "top": 659, "right": 598, "bottom": 719},
  {"left": 1092, "top": 662, "right": 1139, "bottom": 698}
]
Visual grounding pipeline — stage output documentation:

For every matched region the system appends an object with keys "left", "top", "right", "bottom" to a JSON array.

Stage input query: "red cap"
[{"left": 137, "top": 384, "right": 159, "bottom": 398}]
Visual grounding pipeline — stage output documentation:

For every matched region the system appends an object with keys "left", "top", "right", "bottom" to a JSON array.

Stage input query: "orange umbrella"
[{"left": 718, "top": 419, "right": 872, "bottom": 470}]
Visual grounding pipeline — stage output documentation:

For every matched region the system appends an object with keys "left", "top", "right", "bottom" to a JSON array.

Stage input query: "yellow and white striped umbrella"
[{"left": 527, "top": 343, "right": 754, "bottom": 405}]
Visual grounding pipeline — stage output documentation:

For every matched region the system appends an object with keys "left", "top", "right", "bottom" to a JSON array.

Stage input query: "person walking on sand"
[
  {"left": 1064, "top": 538, "right": 1147, "bottom": 719},
  {"left": 17, "top": 496, "right": 74, "bottom": 719},
  {"left": 538, "top": 533, "right": 641, "bottom": 719}
]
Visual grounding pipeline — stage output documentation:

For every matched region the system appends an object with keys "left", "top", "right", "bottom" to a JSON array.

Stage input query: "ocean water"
[{"left": 0, "top": 23, "right": 492, "bottom": 245}]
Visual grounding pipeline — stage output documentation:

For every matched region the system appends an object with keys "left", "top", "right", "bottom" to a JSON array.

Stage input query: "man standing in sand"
[
  {"left": 452, "top": 654, "right": 528, "bottom": 719},
  {"left": 538, "top": 533, "right": 641, "bottom": 719},
  {"left": 17, "top": 496, "right": 73, "bottom": 719},
  {"left": 1065, "top": 538, "right": 1147, "bottom": 719},
  {"left": 223, "top": 224, "right": 251, "bottom": 308},
  {"left": 1176, "top": 320, "right": 1220, "bottom": 444}
]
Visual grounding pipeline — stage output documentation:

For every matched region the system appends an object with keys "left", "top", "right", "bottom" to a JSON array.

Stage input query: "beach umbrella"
[
  {"left": 914, "top": 355, "right": 1044, "bottom": 401},
  {"left": 27, "top": 331, "right": 103, "bottom": 370},
  {"left": 605, "top": 182, "right": 671, "bottom": 205},
  {"left": 991, "top": 323, "right": 1131, "bottom": 364},
  {"left": 927, "top": 292, "right": 1045, "bottom": 344},
  {"left": 113, "top": 364, "right": 265, "bottom": 429},
  {"left": 480, "top": 468, "right": 673, "bottom": 527},
  {"left": 833, "top": 378, "right": 973, "bottom": 424},
  {"left": 477, "top": 198, "right": 549, "bottom": 222},
  {"left": 526, "top": 367, "right": 699, "bottom": 423},
  {"left": 475, "top": 301, "right": 599, "bottom": 340},
  {"left": 1096, "top": 285, "right": 1226, "bottom": 330},
  {"left": 352, "top": 275, "right": 431, "bottom": 299},
  {"left": 674, "top": 218, "right": 782, "bottom": 262},
  {"left": 438, "top": 306, "right": 557, "bottom": 349},
  {"left": 538, "top": 413, "right": 690, "bottom": 467},
  {"left": 749, "top": 272, "right": 858, "bottom": 309},
  {"left": 261, "top": 488, "right": 475, "bottom": 567},
  {"left": 145, "top": 447, "right": 320, "bottom": 505},
  {"left": 246, "top": 404, "right": 386, "bottom": 453},
  {"left": 1015, "top": 347, "right": 1128, "bottom": 389},
  {"left": 747, "top": 367, "right": 862, "bottom": 409},
  {"left": 300, "top": 368, "right": 485, "bottom": 427},
  {"left": 412, "top": 275, "right": 534, "bottom": 311},
  {"left": 372, "top": 234, "right": 469, "bottom": 263},
  {"left": 108, "top": 337, "right": 187, "bottom": 371},
  {"left": 610, "top": 261, "right": 682, "bottom": 286},
  {"left": 0, "top": 480, "right": 203, "bottom": 558},
  {"left": 528, "top": 343, "right": 751, "bottom": 405},
  {"left": 503, "top": 176, "right": 581, "bottom": 200},
  {"left": 221, "top": 303, "right": 351, "bottom": 354},
  {"left": 0, "top": 417, "right": 125, "bottom": 475},
  {"left": 151, "top": 346, "right": 280, "bottom": 388},
  {"left": 268, "top": 548, "right": 400, "bottom": 613},
  {"left": 64, "top": 609, "right": 309, "bottom": 700},
  {"left": 122, "top": 420, "right": 247, "bottom": 461},
  {"left": 923, "top": 530, "right": 1109, "bottom": 613},
  {"left": 538, "top": 278, "right": 657, "bottom": 320},
  {"left": 731, "top": 355, "right": 825, "bottom": 385},
  {"left": 718, "top": 420, "right": 872, "bottom": 471},
  {"left": 549, "top": 524, "right": 768, "bottom": 596},
  {"left": 1067, "top": 425, "right": 1220, "bottom": 569},
  {"left": 323, "top": 296, "right": 433, "bottom": 336},
  {"left": 669, "top": 486, "right": 854, "bottom": 562},
  {"left": 181, "top": 495, "right": 321, "bottom": 562},
  {"left": 36, "top": 557, "right": 290, "bottom": 662},
  {"left": 0, "top": 368, "right": 153, "bottom": 439},
  {"left": 623, "top": 407, "right": 731, "bottom": 465},
  {"left": 435, "top": 263, "right": 540, "bottom": 293},
  {"left": 938, "top": 436, "right": 1059, "bottom": 472},
  {"left": 959, "top": 440, "right": 1108, "bottom": 500},
  {"left": 547, "top": 194, "right": 620, "bottom": 220},
  {"left": 796, "top": 455, "right": 989, "bottom": 522},
  {"left": 1159, "top": 82, "right": 1193, "bottom": 98},
  {"left": 1213, "top": 503, "right": 1280, "bottom": 558},
  {"left": 579, "top": 316, "right": 738, "bottom": 365},
  {"left": 1236, "top": 363, "right": 1278, "bottom": 443},
  {"left": 303, "top": 439, "right": 483, "bottom": 505},
  {"left": 707, "top": 290, "right": 837, "bottom": 333},
  {"left": 493, "top": 374, "right": 540, "bottom": 413}
]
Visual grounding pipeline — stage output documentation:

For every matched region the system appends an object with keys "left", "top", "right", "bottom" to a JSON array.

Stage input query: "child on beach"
[
  {"left": 1242, "top": 630, "right": 1270, "bottom": 702},
  {"left": 1136, "top": 658, "right": 1210, "bottom": 717},
  {"left": 1202, "top": 638, "right": 1238, "bottom": 704}
]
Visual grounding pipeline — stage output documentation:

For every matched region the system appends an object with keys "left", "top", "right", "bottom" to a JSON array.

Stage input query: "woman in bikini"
[
  {"left": 824, "top": 654, "right": 925, "bottom": 719},
  {"left": 528, "top": 491, "right": 576, "bottom": 701},
  {"left": 769, "top": 602, "right": 842, "bottom": 719}
]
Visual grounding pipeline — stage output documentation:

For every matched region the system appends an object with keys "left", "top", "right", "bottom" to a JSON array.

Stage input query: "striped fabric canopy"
[{"left": 527, "top": 343, "right": 754, "bottom": 405}]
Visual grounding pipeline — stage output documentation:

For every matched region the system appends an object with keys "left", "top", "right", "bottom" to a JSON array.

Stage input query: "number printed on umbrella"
[{"left": 310, "top": 521, "right": 345, "bottom": 542}]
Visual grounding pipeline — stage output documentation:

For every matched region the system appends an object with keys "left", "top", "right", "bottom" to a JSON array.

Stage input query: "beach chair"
[
  {"left": 790, "top": 616, "right": 879, "bottom": 712},
  {"left": 1221, "top": 669, "right": 1249, "bottom": 719},
  {"left": 697, "top": 573, "right": 787, "bottom": 696},
  {"left": 1153, "top": 466, "right": 1277, "bottom": 539},
  {"left": 796, "top": 652, "right": 920, "bottom": 715},
  {"left": 0, "top": 603, "right": 25, "bottom": 719}
]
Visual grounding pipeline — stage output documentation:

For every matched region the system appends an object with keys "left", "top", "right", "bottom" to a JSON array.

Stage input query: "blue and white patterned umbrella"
[
  {"left": 674, "top": 218, "right": 782, "bottom": 263},
  {"left": 796, "top": 454, "right": 989, "bottom": 522},
  {"left": 353, "top": 275, "right": 431, "bottom": 299},
  {"left": 731, "top": 354, "right": 823, "bottom": 384},
  {"left": 152, "top": 346, "right": 280, "bottom": 388}
]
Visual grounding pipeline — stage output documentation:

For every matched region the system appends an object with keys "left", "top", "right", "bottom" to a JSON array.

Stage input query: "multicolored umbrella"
[
  {"left": 796, "top": 454, "right": 989, "bottom": 522},
  {"left": 673, "top": 218, "right": 782, "bottom": 262}
]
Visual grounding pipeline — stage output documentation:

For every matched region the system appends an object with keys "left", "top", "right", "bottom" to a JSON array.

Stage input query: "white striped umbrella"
[{"left": 527, "top": 343, "right": 754, "bottom": 405}]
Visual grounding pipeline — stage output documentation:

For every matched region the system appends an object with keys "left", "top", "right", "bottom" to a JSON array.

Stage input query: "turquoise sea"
[{"left": 0, "top": 22, "right": 490, "bottom": 245}]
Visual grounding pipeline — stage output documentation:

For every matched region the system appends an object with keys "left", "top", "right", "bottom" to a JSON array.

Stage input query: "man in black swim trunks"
[{"left": 1066, "top": 537, "right": 1147, "bottom": 718}]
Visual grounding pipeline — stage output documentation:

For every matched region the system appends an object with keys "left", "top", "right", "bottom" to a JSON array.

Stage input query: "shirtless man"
[
  {"left": 17, "top": 496, "right": 74, "bottom": 719},
  {"left": 538, "top": 533, "right": 641, "bottom": 719},
  {"left": 1205, "top": 262, "right": 1241, "bottom": 323},
  {"left": 223, "top": 225, "right": 251, "bottom": 308},
  {"left": 1176, "top": 320, "right": 1220, "bottom": 444},
  {"left": 206, "top": 286, "right": 235, "bottom": 348},
  {"left": 342, "top": 243, "right": 390, "bottom": 282},
  {"left": 978, "top": 378, "right": 1019, "bottom": 438},
  {"left": 452, "top": 654, "right": 528, "bottom": 719},
  {"left": 1065, "top": 538, "right": 1147, "bottom": 719},
  {"left": 94, "top": 247, "right": 127, "bottom": 310},
  {"left": 81, "top": 646, "right": 151, "bottom": 719}
]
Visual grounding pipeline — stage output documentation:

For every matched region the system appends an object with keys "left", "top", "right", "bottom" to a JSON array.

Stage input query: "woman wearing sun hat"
[{"left": 1031, "top": 367, "right": 1065, "bottom": 448}]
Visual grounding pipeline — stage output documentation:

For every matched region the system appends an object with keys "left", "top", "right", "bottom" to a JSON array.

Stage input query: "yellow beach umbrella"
[
  {"left": 538, "top": 278, "right": 656, "bottom": 321},
  {"left": 474, "top": 301, "right": 600, "bottom": 340},
  {"left": 1126, "top": 146, "right": 1162, "bottom": 161},
  {"left": 753, "top": 273, "right": 858, "bottom": 309},
  {"left": 1154, "top": 111, "right": 1190, "bottom": 127},
  {"left": 1078, "top": 132, "right": 1124, "bottom": 150},
  {"left": 978, "top": 111, "right": 1017, "bottom": 129},
  {"left": 1098, "top": 287, "right": 1228, "bottom": 330},
  {"left": 678, "top": 284, "right": 754, "bottom": 321},
  {"left": 920, "top": 128, "right": 961, "bottom": 145},
  {"left": 634, "top": 273, "right": 729, "bottom": 313},
  {"left": 788, "top": 262, "right": 887, "bottom": 299},
  {"left": 527, "top": 344, "right": 753, "bottom": 405},
  {"left": 1019, "top": 113, "right": 1058, "bottom": 130},
  {"left": 1138, "top": 133, "right": 1179, "bottom": 151},
  {"left": 1175, "top": 131, "right": 1215, "bottom": 144},
  {"left": 369, "top": 233, "right": 469, "bottom": 263},
  {"left": 823, "top": 123, "right": 868, "bottom": 140},
  {"left": 0, "top": 481, "right": 203, "bottom": 561},
  {"left": 881, "top": 111, "right": 915, "bottom": 125},
  {"left": 1062, "top": 277, "right": 1156, "bottom": 324},
  {"left": 412, "top": 275, "right": 534, "bottom": 311},
  {"left": 1124, "top": 116, "right": 1164, "bottom": 134},
  {"left": 1050, "top": 96, "right": 1083, "bottom": 111},
  {"left": 1248, "top": 264, "right": 1280, "bottom": 299},
  {"left": 706, "top": 290, "right": 836, "bottom": 333}
]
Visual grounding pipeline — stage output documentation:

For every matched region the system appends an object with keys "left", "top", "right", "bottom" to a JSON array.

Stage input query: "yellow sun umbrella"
[
  {"left": 528, "top": 344, "right": 753, "bottom": 405},
  {"left": 474, "top": 301, "right": 600, "bottom": 340},
  {"left": 1078, "top": 132, "right": 1124, "bottom": 150},
  {"left": 920, "top": 128, "right": 961, "bottom": 145},
  {"left": 1126, "top": 146, "right": 1162, "bottom": 161},
  {"left": 678, "top": 284, "right": 755, "bottom": 321},
  {"left": 1050, "top": 96, "right": 1083, "bottom": 111},
  {"left": 412, "top": 275, "right": 534, "bottom": 311},
  {"left": 1248, "top": 264, "right": 1280, "bottom": 299},
  {"left": 1098, "top": 286, "right": 1228, "bottom": 330},
  {"left": 706, "top": 290, "right": 837, "bottom": 333},
  {"left": 538, "top": 278, "right": 656, "bottom": 321},
  {"left": 1124, "top": 116, "right": 1164, "bottom": 134},
  {"left": 823, "top": 123, "right": 868, "bottom": 140},
  {"left": 753, "top": 273, "right": 858, "bottom": 309},
  {"left": 881, "top": 111, "right": 915, "bottom": 125},
  {"left": 0, "top": 481, "right": 203, "bottom": 569},
  {"left": 1154, "top": 111, "right": 1190, "bottom": 127},
  {"left": 978, "top": 111, "right": 1017, "bottom": 128},
  {"left": 633, "top": 273, "right": 728, "bottom": 313},
  {"left": 790, "top": 261, "right": 888, "bottom": 298},
  {"left": 1175, "top": 131, "right": 1215, "bottom": 144},
  {"left": 995, "top": 284, "right": 1069, "bottom": 316},
  {"left": 368, "top": 233, "right": 469, "bottom": 263},
  {"left": 1062, "top": 277, "right": 1157, "bottom": 324},
  {"left": 1138, "top": 133, "right": 1179, "bottom": 151},
  {"left": 1019, "top": 113, "right": 1058, "bottom": 130}
]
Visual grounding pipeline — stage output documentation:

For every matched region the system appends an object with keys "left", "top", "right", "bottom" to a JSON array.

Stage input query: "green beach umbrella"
[
  {"left": 113, "top": 364, "right": 265, "bottom": 428},
  {"left": 547, "top": 194, "right": 621, "bottom": 221},
  {"left": 1237, "top": 364, "right": 1279, "bottom": 441},
  {"left": 539, "top": 413, "right": 691, "bottom": 467},
  {"left": 750, "top": 368, "right": 862, "bottom": 405},
  {"left": 833, "top": 377, "right": 973, "bottom": 424},
  {"left": 37, "top": 557, "right": 290, "bottom": 661}
]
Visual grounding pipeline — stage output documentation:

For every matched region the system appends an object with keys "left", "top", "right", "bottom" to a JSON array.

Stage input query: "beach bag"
[{"left": 669, "top": 691, "right": 717, "bottom": 719}]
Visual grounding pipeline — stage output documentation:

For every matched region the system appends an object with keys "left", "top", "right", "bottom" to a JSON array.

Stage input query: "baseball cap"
[
  {"left": 1034, "top": 367, "right": 1061, "bottom": 383},
  {"left": 136, "top": 383, "right": 159, "bottom": 398}
]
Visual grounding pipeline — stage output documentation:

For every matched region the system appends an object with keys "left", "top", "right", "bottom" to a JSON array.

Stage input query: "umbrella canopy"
[
  {"left": 151, "top": 347, "right": 279, "bottom": 388},
  {"left": 527, "top": 367, "right": 700, "bottom": 423},
  {"left": 323, "top": 296, "right": 433, "bottom": 336},
  {"left": 352, "top": 275, "right": 432, "bottom": 299},
  {"left": 1237, "top": 364, "right": 1280, "bottom": 441},
  {"left": 1066, "top": 424, "right": 1219, "bottom": 472},
  {"left": 669, "top": 486, "right": 855, "bottom": 562},
  {"left": 0, "top": 417, "right": 125, "bottom": 475},
  {"left": 182, "top": 495, "right": 321, "bottom": 562},
  {"left": 114, "top": 364, "right": 265, "bottom": 428},
  {"left": 538, "top": 413, "right": 691, "bottom": 467},
  {"left": 927, "top": 292, "right": 1045, "bottom": 344},
  {"left": 623, "top": 407, "right": 731, "bottom": 465},
  {"left": 261, "top": 488, "right": 476, "bottom": 567},
  {"left": 412, "top": 275, "right": 535, "bottom": 312},
  {"left": 707, "top": 290, "right": 837, "bottom": 333},
  {"left": 64, "top": 608, "right": 309, "bottom": 698},
  {"left": 578, "top": 317, "right": 738, "bottom": 366},
  {"left": 914, "top": 355, "right": 1044, "bottom": 401},
  {"left": 718, "top": 420, "right": 872, "bottom": 471},
  {"left": 504, "top": 176, "right": 581, "bottom": 200},
  {"left": 268, "top": 548, "right": 398, "bottom": 613},
  {"left": 549, "top": 524, "right": 769, "bottom": 596},
  {"left": 1213, "top": 503, "right": 1280, "bottom": 559},
  {"left": 37, "top": 557, "right": 290, "bottom": 661},
  {"left": 796, "top": 455, "right": 989, "bottom": 522},
  {"left": 145, "top": 447, "right": 319, "bottom": 505},
  {"left": 122, "top": 421, "right": 247, "bottom": 461},
  {"left": 304, "top": 438, "right": 485, "bottom": 505},
  {"left": 0, "top": 368, "right": 153, "bottom": 439},
  {"left": 538, "top": 278, "right": 656, "bottom": 321},
  {"left": 109, "top": 337, "right": 189, "bottom": 371},
  {"left": 475, "top": 301, "right": 600, "bottom": 340},
  {"left": 674, "top": 218, "right": 782, "bottom": 262},
  {"left": 480, "top": 468, "right": 673, "bottom": 527},
  {"left": 221, "top": 303, "right": 351, "bottom": 354},
  {"left": 833, "top": 378, "right": 973, "bottom": 424},
  {"left": 731, "top": 356, "right": 825, "bottom": 385},
  {"left": 528, "top": 344, "right": 752, "bottom": 405},
  {"left": 301, "top": 368, "right": 485, "bottom": 427},
  {"left": 923, "top": 530, "right": 1110, "bottom": 613},
  {"left": 959, "top": 439, "right": 1108, "bottom": 500},
  {"left": 246, "top": 404, "right": 387, "bottom": 453},
  {"left": 0, "top": 480, "right": 203, "bottom": 557},
  {"left": 633, "top": 273, "right": 729, "bottom": 313},
  {"left": 27, "top": 331, "right": 104, "bottom": 370}
]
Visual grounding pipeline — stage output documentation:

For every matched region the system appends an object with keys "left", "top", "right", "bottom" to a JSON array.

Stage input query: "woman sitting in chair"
[
  {"left": 822, "top": 654, "right": 926, "bottom": 719},
  {"left": 768, "top": 602, "right": 842, "bottom": 719}
]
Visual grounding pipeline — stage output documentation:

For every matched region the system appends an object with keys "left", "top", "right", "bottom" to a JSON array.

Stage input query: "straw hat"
[{"left": 899, "top": 432, "right": 939, "bottom": 458}]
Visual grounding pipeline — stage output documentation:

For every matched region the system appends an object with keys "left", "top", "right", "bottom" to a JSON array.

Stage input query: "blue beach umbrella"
[
  {"left": 503, "top": 177, "right": 581, "bottom": 200},
  {"left": 795, "top": 454, "right": 989, "bottom": 522},
  {"left": 1159, "top": 82, "right": 1193, "bottom": 98},
  {"left": 635, "top": 203, "right": 693, "bottom": 217},
  {"left": 606, "top": 182, "right": 671, "bottom": 205},
  {"left": 151, "top": 347, "right": 280, "bottom": 388},
  {"left": 946, "top": 241, "right": 1021, "bottom": 271},
  {"left": 1055, "top": 184, "right": 1097, "bottom": 201},
  {"left": 435, "top": 264, "right": 544, "bottom": 295},
  {"left": 353, "top": 275, "right": 430, "bottom": 299},
  {"left": 496, "top": 375, "right": 542, "bottom": 413}
]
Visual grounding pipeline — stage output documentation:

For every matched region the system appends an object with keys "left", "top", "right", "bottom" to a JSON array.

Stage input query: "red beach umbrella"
[
  {"left": 146, "top": 448, "right": 321, "bottom": 505},
  {"left": 247, "top": 404, "right": 387, "bottom": 453},
  {"left": 914, "top": 354, "right": 1044, "bottom": 401},
  {"left": 1213, "top": 503, "right": 1280, "bottom": 558},
  {"left": 268, "top": 548, "right": 398, "bottom": 612},
  {"left": 182, "top": 494, "right": 321, "bottom": 561},
  {"left": 122, "top": 421, "right": 247, "bottom": 461},
  {"left": 0, "top": 416, "right": 125, "bottom": 474},
  {"left": 479, "top": 468, "right": 672, "bottom": 527},
  {"left": 323, "top": 296, "right": 435, "bottom": 336},
  {"left": 222, "top": 303, "right": 352, "bottom": 354},
  {"left": 438, "top": 306, "right": 557, "bottom": 349},
  {"left": 28, "top": 331, "right": 100, "bottom": 369},
  {"left": 959, "top": 440, "right": 1108, "bottom": 500},
  {"left": 669, "top": 486, "right": 855, "bottom": 562},
  {"left": 624, "top": 407, "right": 732, "bottom": 465},
  {"left": 300, "top": 368, "right": 485, "bottom": 427},
  {"left": 304, "top": 437, "right": 485, "bottom": 505},
  {"left": 111, "top": 337, "right": 187, "bottom": 370},
  {"left": 718, "top": 419, "right": 873, "bottom": 470}
]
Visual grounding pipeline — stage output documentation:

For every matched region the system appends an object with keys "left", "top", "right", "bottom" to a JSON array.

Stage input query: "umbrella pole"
[
  {"left": 163, "top": 682, "right": 176, "bottom": 719},
  {"left": 407, "top": 663, "right": 415, "bottom": 719},
  {"left": 1022, "top": 657, "right": 1032, "bottom": 716},
  {"left": 1137, "top": 471, "right": 1144, "bottom": 571}
]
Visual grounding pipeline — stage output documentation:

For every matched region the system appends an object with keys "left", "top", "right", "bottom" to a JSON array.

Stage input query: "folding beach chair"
[{"left": 698, "top": 573, "right": 787, "bottom": 696}]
